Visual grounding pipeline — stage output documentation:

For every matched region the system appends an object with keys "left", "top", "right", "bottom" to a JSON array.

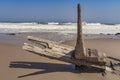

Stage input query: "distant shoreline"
[{"left": 0, "top": 21, "right": 119, "bottom": 25}]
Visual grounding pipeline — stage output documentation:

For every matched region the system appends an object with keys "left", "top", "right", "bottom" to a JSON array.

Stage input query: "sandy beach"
[
  {"left": 0, "top": 0, "right": 120, "bottom": 80},
  {"left": 0, "top": 32, "right": 120, "bottom": 80}
]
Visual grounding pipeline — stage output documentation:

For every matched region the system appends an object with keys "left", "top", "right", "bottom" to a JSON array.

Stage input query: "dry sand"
[{"left": 0, "top": 33, "right": 120, "bottom": 80}]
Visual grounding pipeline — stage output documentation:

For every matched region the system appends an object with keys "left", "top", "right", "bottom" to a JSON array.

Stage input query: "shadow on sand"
[{"left": 9, "top": 61, "right": 103, "bottom": 78}]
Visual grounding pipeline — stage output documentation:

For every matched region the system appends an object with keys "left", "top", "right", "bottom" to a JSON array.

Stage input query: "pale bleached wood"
[
  {"left": 23, "top": 43, "right": 106, "bottom": 70},
  {"left": 27, "top": 36, "right": 74, "bottom": 54},
  {"left": 27, "top": 36, "right": 106, "bottom": 63}
]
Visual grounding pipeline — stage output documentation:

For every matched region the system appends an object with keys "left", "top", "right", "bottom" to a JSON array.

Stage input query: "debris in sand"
[
  {"left": 6, "top": 33, "right": 16, "bottom": 35},
  {"left": 115, "top": 33, "right": 120, "bottom": 36}
]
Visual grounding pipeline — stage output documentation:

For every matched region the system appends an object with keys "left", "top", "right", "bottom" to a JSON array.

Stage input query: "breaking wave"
[{"left": 0, "top": 22, "right": 120, "bottom": 34}]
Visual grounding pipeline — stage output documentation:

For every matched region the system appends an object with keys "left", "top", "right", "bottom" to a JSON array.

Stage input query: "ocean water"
[{"left": 0, "top": 22, "right": 120, "bottom": 34}]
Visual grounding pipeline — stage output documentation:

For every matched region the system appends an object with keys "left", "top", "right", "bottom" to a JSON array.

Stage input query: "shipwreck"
[{"left": 23, "top": 4, "right": 107, "bottom": 70}]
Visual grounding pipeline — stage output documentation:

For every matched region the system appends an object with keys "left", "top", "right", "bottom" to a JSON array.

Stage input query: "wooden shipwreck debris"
[
  {"left": 75, "top": 4, "right": 85, "bottom": 60},
  {"left": 74, "top": 4, "right": 106, "bottom": 64},
  {"left": 23, "top": 36, "right": 106, "bottom": 69},
  {"left": 23, "top": 4, "right": 107, "bottom": 70}
]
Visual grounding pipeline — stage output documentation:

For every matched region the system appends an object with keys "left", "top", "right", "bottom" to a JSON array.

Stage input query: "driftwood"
[
  {"left": 27, "top": 36, "right": 73, "bottom": 54},
  {"left": 23, "top": 37, "right": 105, "bottom": 69}
]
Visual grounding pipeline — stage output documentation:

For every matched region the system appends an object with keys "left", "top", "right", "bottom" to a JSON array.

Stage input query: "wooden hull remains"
[
  {"left": 22, "top": 3, "right": 107, "bottom": 70},
  {"left": 23, "top": 36, "right": 106, "bottom": 70}
]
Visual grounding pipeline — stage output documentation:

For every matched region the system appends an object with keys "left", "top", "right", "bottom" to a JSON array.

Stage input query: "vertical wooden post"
[{"left": 75, "top": 4, "right": 85, "bottom": 59}]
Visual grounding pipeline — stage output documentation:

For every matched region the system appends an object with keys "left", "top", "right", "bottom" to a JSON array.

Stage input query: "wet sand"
[{"left": 0, "top": 32, "right": 120, "bottom": 80}]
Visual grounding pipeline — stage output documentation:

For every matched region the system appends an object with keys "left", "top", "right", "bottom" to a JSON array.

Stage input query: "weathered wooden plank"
[
  {"left": 27, "top": 36, "right": 74, "bottom": 54},
  {"left": 27, "top": 36, "right": 73, "bottom": 48},
  {"left": 23, "top": 43, "right": 106, "bottom": 70},
  {"left": 27, "top": 36, "right": 106, "bottom": 64}
]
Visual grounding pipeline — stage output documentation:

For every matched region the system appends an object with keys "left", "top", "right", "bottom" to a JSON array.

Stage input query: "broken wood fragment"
[{"left": 27, "top": 36, "right": 73, "bottom": 54}]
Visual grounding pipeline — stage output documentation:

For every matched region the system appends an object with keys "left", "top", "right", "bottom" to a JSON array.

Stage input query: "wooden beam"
[
  {"left": 23, "top": 43, "right": 106, "bottom": 70},
  {"left": 75, "top": 4, "right": 85, "bottom": 59}
]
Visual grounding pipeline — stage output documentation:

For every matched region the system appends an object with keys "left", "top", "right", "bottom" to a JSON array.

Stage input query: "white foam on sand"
[{"left": 0, "top": 22, "right": 120, "bottom": 34}]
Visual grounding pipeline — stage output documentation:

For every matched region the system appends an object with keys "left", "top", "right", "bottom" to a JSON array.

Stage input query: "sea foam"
[{"left": 0, "top": 22, "right": 120, "bottom": 34}]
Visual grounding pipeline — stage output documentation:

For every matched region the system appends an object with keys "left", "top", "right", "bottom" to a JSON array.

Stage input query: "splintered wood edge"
[
  {"left": 27, "top": 36, "right": 73, "bottom": 49},
  {"left": 23, "top": 43, "right": 71, "bottom": 57}
]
